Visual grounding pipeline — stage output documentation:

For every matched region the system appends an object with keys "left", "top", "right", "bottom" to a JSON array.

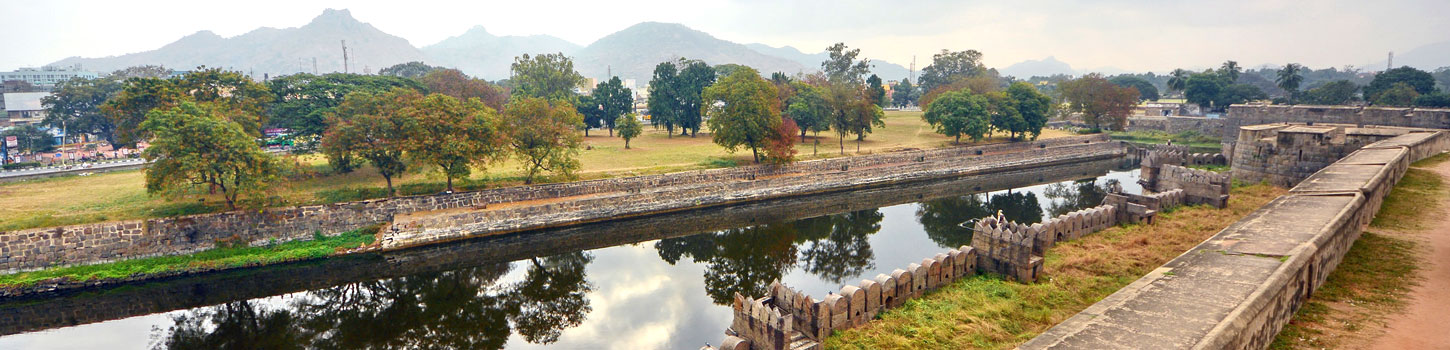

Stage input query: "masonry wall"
[
  {"left": 1125, "top": 115, "right": 1225, "bottom": 136},
  {"left": 0, "top": 135, "right": 1115, "bottom": 273},
  {"left": 1021, "top": 130, "right": 1450, "bottom": 350}
]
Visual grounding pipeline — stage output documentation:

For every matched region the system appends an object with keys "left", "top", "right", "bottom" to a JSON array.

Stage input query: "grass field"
[
  {"left": 826, "top": 183, "right": 1287, "bottom": 349},
  {"left": 0, "top": 111, "right": 1073, "bottom": 231},
  {"left": 1109, "top": 129, "right": 1222, "bottom": 153}
]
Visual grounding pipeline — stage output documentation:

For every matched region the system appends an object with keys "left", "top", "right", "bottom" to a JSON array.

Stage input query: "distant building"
[
  {"left": 2, "top": 92, "right": 49, "bottom": 126},
  {"left": 0, "top": 66, "right": 99, "bottom": 89}
]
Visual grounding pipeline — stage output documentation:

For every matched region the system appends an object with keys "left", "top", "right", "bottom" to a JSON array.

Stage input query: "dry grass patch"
[{"left": 826, "top": 184, "right": 1286, "bottom": 349}]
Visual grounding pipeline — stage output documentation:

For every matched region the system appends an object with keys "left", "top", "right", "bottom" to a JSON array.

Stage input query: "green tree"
[
  {"left": 786, "top": 82, "right": 831, "bottom": 143},
  {"left": 1303, "top": 80, "right": 1360, "bottom": 105},
  {"left": 1416, "top": 93, "right": 1450, "bottom": 108},
  {"left": 174, "top": 67, "right": 273, "bottom": 135},
  {"left": 1060, "top": 74, "right": 1138, "bottom": 130},
  {"left": 591, "top": 77, "right": 633, "bottom": 136},
  {"left": 1374, "top": 82, "right": 1421, "bottom": 107},
  {"left": 1166, "top": 68, "right": 1190, "bottom": 96},
  {"left": 892, "top": 78, "right": 916, "bottom": 107},
  {"left": 918, "top": 49, "right": 988, "bottom": 94},
  {"left": 826, "top": 84, "right": 884, "bottom": 153},
  {"left": 1218, "top": 83, "right": 1268, "bottom": 106},
  {"left": 1365, "top": 67, "right": 1437, "bottom": 103},
  {"left": 140, "top": 101, "right": 280, "bottom": 210},
  {"left": 984, "top": 91, "right": 1023, "bottom": 139},
  {"left": 1108, "top": 75, "right": 1159, "bottom": 101},
  {"left": 320, "top": 88, "right": 421, "bottom": 195},
  {"left": 266, "top": 73, "right": 424, "bottom": 150},
  {"left": 0, "top": 125, "right": 56, "bottom": 153},
  {"left": 615, "top": 114, "right": 643, "bottom": 149},
  {"left": 1007, "top": 81, "right": 1052, "bottom": 140},
  {"left": 421, "top": 69, "right": 509, "bottom": 111},
  {"left": 406, "top": 94, "right": 508, "bottom": 192},
  {"left": 821, "top": 43, "right": 872, "bottom": 85},
  {"left": 509, "top": 53, "right": 584, "bottom": 102},
  {"left": 379, "top": 61, "right": 445, "bottom": 78},
  {"left": 1275, "top": 63, "right": 1305, "bottom": 104},
  {"left": 1184, "top": 72, "right": 1227, "bottom": 111},
  {"left": 702, "top": 67, "right": 781, "bottom": 163},
  {"left": 676, "top": 59, "right": 716, "bottom": 137},
  {"left": 42, "top": 76, "right": 123, "bottom": 145},
  {"left": 646, "top": 61, "right": 680, "bottom": 136},
  {"left": 865, "top": 74, "right": 887, "bottom": 107},
  {"left": 923, "top": 89, "right": 990, "bottom": 143},
  {"left": 574, "top": 94, "right": 605, "bottom": 137},
  {"left": 1219, "top": 60, "right": 1241, "bottom": 82},
  {"left": 506, "top": 97, "right": 584, "bottom": 184},
  {"left": 102, "top": 77, "right": 184, "bottom": 147}
]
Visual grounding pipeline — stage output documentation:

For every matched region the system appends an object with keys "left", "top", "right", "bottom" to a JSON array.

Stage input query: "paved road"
[{"left": 0, "top": 158, "right": 148, "bottom": 180}]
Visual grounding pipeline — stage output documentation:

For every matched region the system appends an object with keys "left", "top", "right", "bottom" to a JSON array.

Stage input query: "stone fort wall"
[
  {"left": 1021, "top": 130, "right": 1450, "bottom": 349},
  {"left": 1221, "top": 104, "right": 1450, "bottom": 156},
  {"left": 1229, "top": 123, "right": 1429, "bottom": 187},
  {"left": 1125, "top": 115, "right": 1226, "bottom": 136},
  {"left": 0, "top": 135, "right": 1115, "bottom": 274}
]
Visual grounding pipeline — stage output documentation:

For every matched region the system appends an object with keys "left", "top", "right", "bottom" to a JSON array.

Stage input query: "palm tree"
[
  {"left": 1275, "top": 63, "right": 1304, "bottom": 104},
  {"left": 1167, "top": 69, "right": 1190, "bottom": 97},
  {"left": 1219, "top": 61, "right": 1241, "bottom": 82}
]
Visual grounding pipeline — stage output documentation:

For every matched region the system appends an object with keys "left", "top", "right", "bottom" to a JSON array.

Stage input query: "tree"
[
  {"left": 1374, "top": 82, "right": 1420, "bottom": 107},
  {"left": 865, "top": 74, "right": 887, "bottom": 107},
  {"left": 1007, "top": 81, "right": 1052, "bottom": 140},
  {"left": 574, "top": 94, "right": 604, "bottom": 137},
  {"left": 616, "top": 114, "right": 643, "bottom": 149},
  {"left": 1059, "top": 74, "right": 1137, "bottom": 130},
  {"left": 675, "top": 59, "right": 716, "bottom": 136},
  {"left": 1275, "top": 63, "right": 1305, "bottom": 104},
  {"left": 786, "top": 82, "right": 831, "bottom": 143},
  {"left": 320, "top": 88, "right": 421, "bottom": 195},
  {"left": 102, "top": 77, "right": 184, "bottom": 147},
  {"left": 1166, "top": 68, "right": 1190, "bottom": 96},
  {"left": 984, "top": 91, "right": 1023, "bottom": 139},
  {"left": 1218, "top": 83, "right": 1268, "bottom": 106},
  {"left": 821, "top": 43, "right": 872, "bottom": 85},
  {"left": 0, "top": 125, "right": 55, "bottom": 153},
  {"left": 379, "top": 61, "right": 445, "bottom": 78},
  {"left": 892, "top": 78, "right": 916, "bottom": 107},
  {"left": 1303, "top": 80, "right": 1359, "bottom": 105},
  {"left": 266, "top": 73, "right": 425, "bottom": 150},
  {"left": 174, "top": 67, "right": 273, "bottom": 135},
  {"left": 406, "top": 94, "right": 508, "bottom": 192},
  {"left": 421, "top": 69, "right": 509, "bottom": 111},
  {"left": 1365, "top": 67, "right": 1437, "bottom": 103},
  {"left": 591, "top": 77, "right": 633, "bottom": 136},
  {"left": 919, "top": 75, "right": 1000, "bottom": 107},
  {"left": 1184, "top": 72, "right": 1227, "bottom": 111},
  {"left": 509, "top": 53, "right": 584, "bottom": 103},
  {"left": 1416, "top": 93, "right": 1450, "bottom": 108},
  {"left": 764, "top": 118, "right": 800, "bottom": 164},
  {"left": 918, "top": 49, "right": 988, "bottom": 94},
  {"left": 1108, "top": 76, "right": 1159, "bottom": 101},
  {"left": 923, "top": 89, "right": 990, "bottom": 143},
  {"left": 110, "top": 65, "right": 172, "bottom": 80},
  {"left": 140, "top": 101, "right": 280, "bottom": 210},
  {"left": 702, "top": 67, "right": 781, "bottom": 163},
  {"left": 42, "top": 76, "right": 122, "bottom": 145},
  {"left": 646, "top": 61, "right": 680, "bottom": 136},
  {"left": 506, "top": 97, "right": 584, "bottom": 184},
  {"left": 825, "top": 84, "right": 884, "bottom": 153},
  {"left": 1219, "top": 60, "right": 1241, "bottom": 82}
]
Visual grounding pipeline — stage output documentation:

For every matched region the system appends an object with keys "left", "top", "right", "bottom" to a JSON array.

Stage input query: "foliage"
[
  {"left": 920, "top": 75, "right": 1001, "bottom": 107},
  {"left": 102, "top": 77, "right": 184, "bottom": 147},
  {"left": 42, "top": 76, "right": 123, "bottom": 144},
  {"left": 786, "top": 82, "right": 832, "bottom": 141},
  {"left": 1302, "top": 80, "right": 1360, "bottom": 105},
  {"left": 509, "top": 53, "right": 585, "bottom": 103},
  {"left": 174, "top": 67, "right": 274, "bottom": 133},
  {"left": 822, "top": 43, "right": 872, "bottom": 85},
  {"left": 1007, "top": 81, "right": 1052, "bottom": 140},
  {"left": 421, "top": 69, "right": 509, "bottom": 111},
  {"left": 826, "top": 84, "right": 886, "bottom": 153},
  {"left": 918, "top": 49, "right": 989, "bottom": 94},
  {"left": 1184, "top": 71, "right": 1267, "bottom": 112},
  {"left": 320, "top": 88, "right": 421, "bottom": 195},
  {"left": 1366, "top": 66, "right": 1437, "bottom": 103},
  {"left": 1219, "top": 60, "right": 1242, "bottom": 82},
  {"left": 646, "top": 58, "right": 716, "bottom": 137},
  {"left": 406, "top": 94, "right": 508, "bottom": 192},
  {"left": 1108, "top": 75, "right": 1159, "bottom": 101},
  {"left": 379, "top": 61, "right": 445, "bottom": 78},
  {"left": 140, "top": 101, "right": 281, "bottom": 210},
  {"left": 1, "top": 125, "right": 56, "bottom": 153},
  {"left": 1415, "top": 92, "right": 1450, "bottom": 108},
  {"left": 1059, "top": 74, "right": 1138, "bottom": 130},
  {"left": 1275, "top": 63, "right": 1305, "bottom": 103},
  {"left": 1374, "top": 82, "right": 1421, "bottom": 107},
  {"left": 109, "top": 65, "right": 172, "bottom": 80},
  {"left": 702, "top": 67, "right": 782, "bottom": 163},
  {"left": 265, "top": 73, "right": 425, "bottom": 149},
  {"left": 892, "top": 78, "right": 917, "bottom": 107},
  {"left": 615, "top": 114, "right": 643, "bottom": 149},
  {"left": 590, "top": 76, "right": 634, "bottom": 136},
  {"left": 647, "top": 61, "right": 680, "bottom": 135},
  {"left": 866, "top": 74, "right": 887, "bottom": 107},
  {"left": 1167, "top": 69, "right": 1190, "bottom": 95},
  {"left": 505, "top": 97, "right": 584, "bottom": 184},
  {"left": 923, "top": 89, "right": 990, "bottom": 143},
  {"left": 765, "top": 118, "right": 800, "bottom": 164}
]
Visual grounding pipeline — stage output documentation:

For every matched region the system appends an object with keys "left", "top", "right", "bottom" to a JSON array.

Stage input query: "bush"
[{"left": 2, "top": 162, "right": 41, "bottom": 170}]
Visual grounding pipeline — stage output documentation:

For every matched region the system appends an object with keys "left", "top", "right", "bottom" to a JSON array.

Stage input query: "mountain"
[
  {"left": 570, "top": 22, "right": 806, "bottom": 83},
  {"left": 49, "top": 9, "right": 424, "bottom": 77},
  {"left": 745, "top": 43, "right": 915, "bottom": 81},
  {"left": 422, "top": 26, "right": 581, "bottom": 80},
  {"left": 1000, "top": 56, "right": 1076, "bottom": 78},
  {"left": 1366, "top": 40, "right": 1450, "bottom": 71}
]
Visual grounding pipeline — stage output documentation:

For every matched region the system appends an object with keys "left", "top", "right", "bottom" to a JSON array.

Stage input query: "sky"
[{"left": 4, "top": 0, "right": 1449, "bottom": 73}]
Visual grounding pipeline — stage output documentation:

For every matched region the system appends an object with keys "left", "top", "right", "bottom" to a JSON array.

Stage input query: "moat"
[{"left": 0, "top": 158, "right": 1140, "bottom": 350}]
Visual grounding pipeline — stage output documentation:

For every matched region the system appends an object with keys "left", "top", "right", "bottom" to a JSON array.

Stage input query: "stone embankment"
[
  {"left": 1020, "top": 129, "right": 1450, "bottom": 349},
  {"left": 0, "top": 135, "right": 1118, "bottom": 275},
  {"left": 1230, "top": 123, "right": 1435, "bottom": 187}
]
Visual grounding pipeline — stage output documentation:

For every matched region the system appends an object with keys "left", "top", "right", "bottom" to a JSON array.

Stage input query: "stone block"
[
  {"left": 721, "top": 335, "right": 750, "bottom": 350},
  {"left": 860, "top": 279, "right": 882, "bottom": 318},
  {"left": 947, "top": 249, "right": 964, "bottom": 277},
  {"left": 938, "top": 252, "right": 955, "bottom": 281},
  {"left": 876, "top": 273, "right": 898, "bottom": 309},
  {"left": 842, "top": 285, "right": 866, "bottom": 327},
  {"left": 825, "top": 294, "right": 849, "bottom": 330},
  {"left": 912, "top": 263, "right": 928, "bottom": 296},
  {"left": 925, "top": 258, "right": 943, "bottom": 289},
  {"left": 812, "top": 300, "right": 832, "bottom": 339}
]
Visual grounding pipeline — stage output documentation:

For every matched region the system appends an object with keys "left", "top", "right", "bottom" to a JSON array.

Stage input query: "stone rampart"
[
  {"left": 0, "top": 135, "right": 1116, "bottom": 274},
  {"left": 1228, "top": 123, "right": 1428, "bottom": 187},
  {"left": 1126, "top": 115, "right": 1225, "bottom": 136},
  {"left": 1020, "top": 130, "right": 1450, "bottom": 350}
]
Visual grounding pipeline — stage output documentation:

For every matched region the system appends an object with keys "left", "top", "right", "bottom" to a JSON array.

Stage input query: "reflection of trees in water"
[
  {"left": 655, "top": 209, "right": 884, "bottom": 304},
  {"left": 1043, "top": 179, "right": 1119, "bottom": 217},
  {"left": 155, "top": 252, "right": 593, "bottom": 350},
  {"left": 915, "top": 191, "right": 1044, "bottom": 249}
]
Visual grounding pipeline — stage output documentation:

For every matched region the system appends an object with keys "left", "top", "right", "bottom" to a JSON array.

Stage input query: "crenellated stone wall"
[{"left": 1228, "top": 123, "right": 1431, "bottom": 187}]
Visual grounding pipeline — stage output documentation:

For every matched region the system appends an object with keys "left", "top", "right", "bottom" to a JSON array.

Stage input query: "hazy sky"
[{"left": 4, "top": 0, "right": 1448, "bottom": 73}]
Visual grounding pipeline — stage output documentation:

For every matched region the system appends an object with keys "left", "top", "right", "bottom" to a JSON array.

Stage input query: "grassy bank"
[
  {"left": 1109, "top": 130, "right": 1221, "bottom": 153},
  {"left": 0, "top": 111, "right": 1073, "bottom": 232},
  {"left": 826, "top": 183, "right": 1286, "bottom": 349},
  {"left": 1269, "top": 154, "right": 1448, "bottom": 349},
  {"left": 0, "top": 226, "right": 378, "bottom": 289}
]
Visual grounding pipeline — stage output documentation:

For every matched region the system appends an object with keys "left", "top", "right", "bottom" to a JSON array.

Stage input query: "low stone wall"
[
  {"left": 1126, "top": 115, "right": 1225, "bottom": 136},
  {"left": 1222, "top": 104, "right": 1450, "bottom": 142},
  {"left": 1020, "top": 131, "right": 1450, "bottom": 349},
  {"left": 1229, "top": 123, "right": 1429, "bottom": 187},
  {"left": 0, "top": 135, "right": 1114, "bottom": 274}
]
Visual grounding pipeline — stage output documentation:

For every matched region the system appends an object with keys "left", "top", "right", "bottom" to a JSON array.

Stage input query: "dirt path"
[{"left": 1371, "top": 160, "right": 1450, "bottom": 350}]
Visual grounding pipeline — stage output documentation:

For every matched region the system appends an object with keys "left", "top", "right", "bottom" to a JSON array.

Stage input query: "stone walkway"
[{"left": 1371, "top": 159, "right": 1450, "bottom": 350}]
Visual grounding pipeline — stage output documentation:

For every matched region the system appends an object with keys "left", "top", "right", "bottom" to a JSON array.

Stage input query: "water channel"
[{"left": 0, "top": 157, "right": 1141, "bottom": 350}]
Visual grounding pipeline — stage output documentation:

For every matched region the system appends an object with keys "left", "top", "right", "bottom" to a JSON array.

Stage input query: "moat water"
[{"left": 0, "top": 158, "right": 1140, "bottom": 350}]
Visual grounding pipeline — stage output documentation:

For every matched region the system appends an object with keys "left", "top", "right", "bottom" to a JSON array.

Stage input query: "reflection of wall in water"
[{"left": 0, "top": 157, "right": 1129, "bottom": 337}]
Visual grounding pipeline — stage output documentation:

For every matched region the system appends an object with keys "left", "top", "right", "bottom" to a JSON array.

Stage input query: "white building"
[
  {"left": 0, "top": 67, "right": 99, "bottom": 88},
  {"left": 2, "top": 92, "right": 48, "bottom": 126}
]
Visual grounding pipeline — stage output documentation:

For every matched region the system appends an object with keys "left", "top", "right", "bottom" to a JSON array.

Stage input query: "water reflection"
[
  {"left": 916, "top": 191, "right": 1044, "bottom": 249},
  {"left": 157, "top": 253, "right": 592, "bottom": 350},
  {"left": 1043, "top": 179, "right": 1119, "bottom": 217}
]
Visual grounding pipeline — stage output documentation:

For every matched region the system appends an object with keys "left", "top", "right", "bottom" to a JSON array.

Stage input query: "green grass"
[
  {"left": 1270, "top": 153, "right": 1447, "bottom": 349},
  {"left": 0, "top": 226, "right": 379, "bottom": 289},
  {"left": 1188, "top": 163, "right": 1231, "bottom": 172},
  {"left": 1109, "top": 130, "right": 1221, "bottom": 153},
  {"left": 827, "top": 184, "right": 1286, "bottom": 349}
]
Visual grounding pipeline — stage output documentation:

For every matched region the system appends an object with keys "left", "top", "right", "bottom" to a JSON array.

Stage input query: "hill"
[
  {"left": 570, "top": 22, "right": 806, "bottom": 82},
  {"left": 422, "top": 26, "right": 581, "bottom": 81},
  {"left": 1000, "top": 56, "right": 1076, "bottom": 78},
  {"left": 745, "top": 43, "right": 915, "bottom": 81}
]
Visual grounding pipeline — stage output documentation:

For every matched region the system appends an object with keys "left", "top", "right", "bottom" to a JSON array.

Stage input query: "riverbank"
[{"left": 825, "top": 183, "right": 1285, "bottom": 349}]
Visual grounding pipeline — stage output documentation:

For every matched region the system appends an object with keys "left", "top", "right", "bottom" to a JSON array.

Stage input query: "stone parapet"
[{"left": 1228, "top": 123, "right": 1432, "bottom": 187}]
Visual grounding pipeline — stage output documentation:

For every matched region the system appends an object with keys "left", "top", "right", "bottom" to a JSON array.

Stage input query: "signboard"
[{"left": 4, "top": 136, "right": 15, "bottom": 148}]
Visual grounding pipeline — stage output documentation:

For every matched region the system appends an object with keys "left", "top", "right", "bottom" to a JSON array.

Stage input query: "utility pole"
[
  {"left": 341, "top": 40, "right": 349, "bottom": 74},
  {"left": 909, "top": 55, "right": 916, "bottom": 80},
  {"left": 1387, "top": 51, "right": 1393, "bottom": 71},
  {"left": 313, "top": 57, "right": 318, "bottom": 75}
]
